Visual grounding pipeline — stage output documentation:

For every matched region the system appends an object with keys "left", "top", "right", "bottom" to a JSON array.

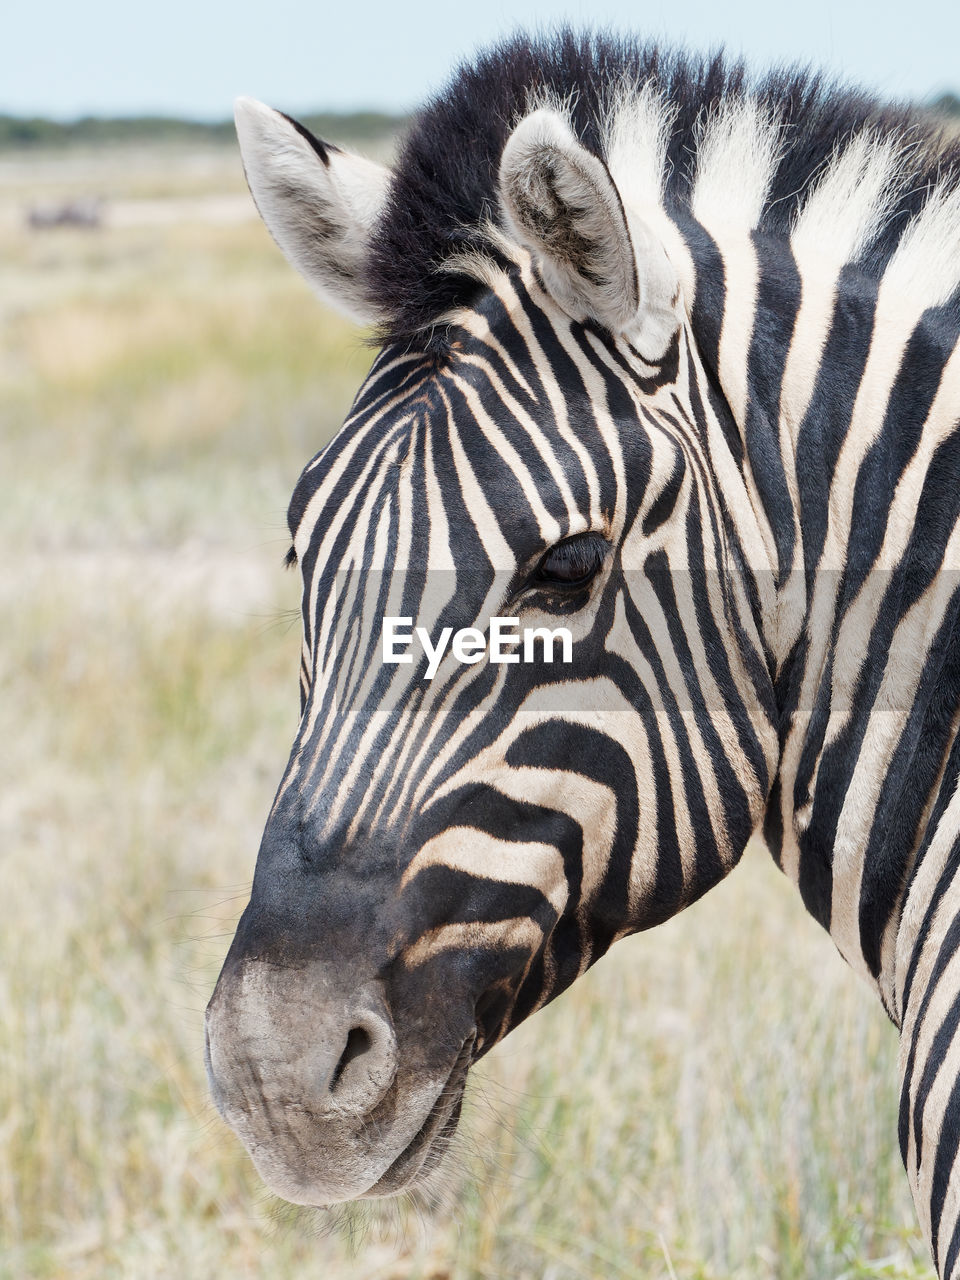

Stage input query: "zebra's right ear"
[
  {"left": 499, "top": 109, "right": 679, "bottom": 354},
  {"left": 234, "top": 98, "right": 391, "bottom": 325}
]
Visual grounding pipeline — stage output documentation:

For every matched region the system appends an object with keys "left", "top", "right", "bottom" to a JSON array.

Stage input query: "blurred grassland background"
[{"left": 0, "top": 124, "right": 947, "bottom": 1280}]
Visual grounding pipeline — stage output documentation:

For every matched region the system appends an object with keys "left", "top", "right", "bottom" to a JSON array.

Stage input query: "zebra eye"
[{"left": 534, "top": 534, "right": 609, "bottom": 588}]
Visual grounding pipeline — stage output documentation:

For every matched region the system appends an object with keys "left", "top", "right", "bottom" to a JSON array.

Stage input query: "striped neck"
[{"left": 682, "top": 213, "right": 960, "bottom": 1020}]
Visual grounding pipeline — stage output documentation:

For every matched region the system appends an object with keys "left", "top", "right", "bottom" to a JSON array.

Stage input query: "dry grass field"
[{"left": 0, "top": 141, "right": 938, "bottom": 1279}]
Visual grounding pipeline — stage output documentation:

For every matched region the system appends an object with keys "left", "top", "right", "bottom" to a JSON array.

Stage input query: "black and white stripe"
[{"left": 209, "top": 32, "right": 960, "bottom": 1265}]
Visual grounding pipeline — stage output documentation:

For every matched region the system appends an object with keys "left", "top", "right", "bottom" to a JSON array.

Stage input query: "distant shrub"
[{"left": 0, "top": 110, "right": 407, "bottom": 150}]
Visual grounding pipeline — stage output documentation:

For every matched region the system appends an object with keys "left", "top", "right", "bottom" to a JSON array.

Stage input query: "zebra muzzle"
[{"left": 203, "top": 956, "right": 474, "bottom": 1203}]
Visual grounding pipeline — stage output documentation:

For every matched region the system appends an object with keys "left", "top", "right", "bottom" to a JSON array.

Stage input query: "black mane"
[{"left": 365, "top": 28, "right": 959, "bottom": 349}]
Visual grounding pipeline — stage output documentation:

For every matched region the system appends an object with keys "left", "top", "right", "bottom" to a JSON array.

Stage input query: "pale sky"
[{"left": 5, "top": 0, "right": 958, "bottom": 119}]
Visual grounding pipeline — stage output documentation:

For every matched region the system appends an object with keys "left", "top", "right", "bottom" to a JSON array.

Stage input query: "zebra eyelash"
[{"left": 531, "top": 533, "right": 610, "bottom": 588}]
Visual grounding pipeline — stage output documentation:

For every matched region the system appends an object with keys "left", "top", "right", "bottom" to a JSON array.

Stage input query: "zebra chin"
[
  {"left": 203, "top": 954, "right": 478, "bottom": 1206},
  {"left": 213, "top": 1060, "right": 472, "bottom": 1207}
]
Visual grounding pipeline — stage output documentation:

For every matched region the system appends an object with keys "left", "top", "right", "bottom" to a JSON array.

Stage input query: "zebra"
[{"left": 204, "top": 31, "right": 960, "bottom": 1273}]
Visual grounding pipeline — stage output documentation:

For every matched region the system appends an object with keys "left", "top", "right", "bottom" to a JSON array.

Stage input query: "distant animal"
[
  {"left": 27, "top": 198, "right": 102, "bottom": 229},
  {"left": 205, "top": 31, "right": 960, "bottom": 1274}
]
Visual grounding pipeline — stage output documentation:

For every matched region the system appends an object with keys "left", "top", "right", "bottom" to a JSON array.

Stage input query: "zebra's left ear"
[
  {"left": 234, "top": 97, "right": 391, "bottom": 325},
  {"left": 499, "top": 109, "right": 679, "bottom": 350}
]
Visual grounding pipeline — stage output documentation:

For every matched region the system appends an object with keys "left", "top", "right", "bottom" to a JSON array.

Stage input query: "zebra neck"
[{"left": 696, "top": 225, "right": 960, "bottom": 1021}]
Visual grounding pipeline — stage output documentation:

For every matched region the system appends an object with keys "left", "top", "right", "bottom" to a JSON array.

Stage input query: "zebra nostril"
[
  {"left": 318, "top": 1000, "right": 398, "bottom": 1113},
  {"left": 330, "top": 1025, "right": 372, "bottom": 1095}
]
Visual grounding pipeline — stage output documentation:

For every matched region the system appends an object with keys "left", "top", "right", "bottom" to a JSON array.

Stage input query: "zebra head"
[{"left": 205, "top": 92, "right": 779, "bottom": 1206}]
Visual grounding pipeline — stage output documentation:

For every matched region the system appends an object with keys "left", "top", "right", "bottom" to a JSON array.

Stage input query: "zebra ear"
[
  {"left": 499, "top": 109, "right": 678, "bottom": 349},
  {"left": 234, "top": 98, "right": 391, "bottom": 325}
]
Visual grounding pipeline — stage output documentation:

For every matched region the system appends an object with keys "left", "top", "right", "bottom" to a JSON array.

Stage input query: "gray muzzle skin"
[{"left": 204, "top": 950, "right": 478, "bottom": 1204}]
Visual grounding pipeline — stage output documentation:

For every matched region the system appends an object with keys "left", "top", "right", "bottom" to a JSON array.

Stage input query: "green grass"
[{"left": 0, "top": 144, "right": 936, "bottom": 1280}]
